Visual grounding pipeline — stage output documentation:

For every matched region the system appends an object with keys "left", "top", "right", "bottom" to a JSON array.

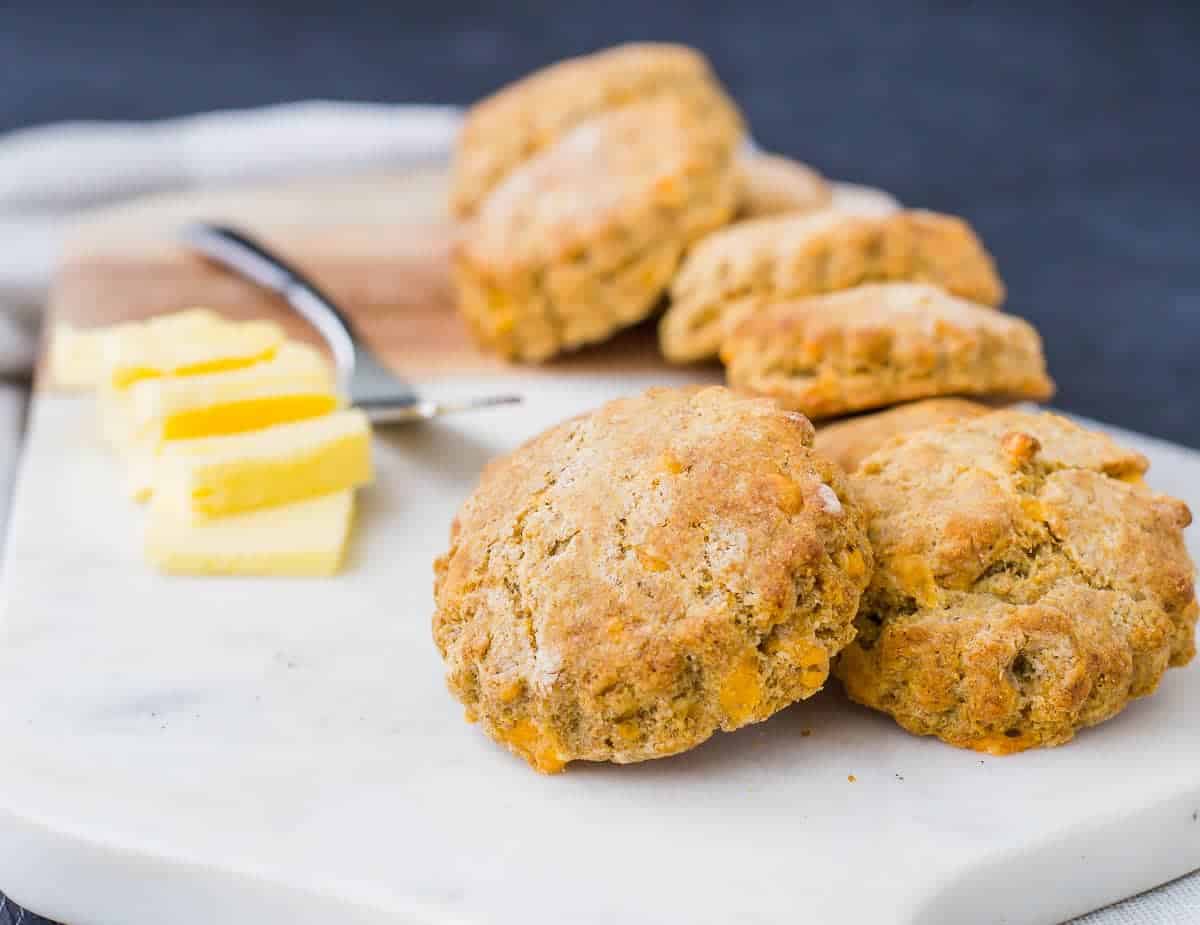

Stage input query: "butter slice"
[
  {"left": 124, "top": 342, "right": 336, "bottom": 443},
  {"left": 48, "top": 322, "right": 125, "bottom": 389},
  {"left": 123, "top": 444, "right": 159, "bottom": 503},
  {"left": 108, "top": 342, "right": 339, "bottom": 501},
  {"left": 152, "top": 410, "right": 373, "bottom": 520},
  {"left": 48, "top": 309, "right": 218, "bottom": 390},
  {"left": 98, "top": 384, "right": 139, "bottom": 450},
  {"left": 105, "top": 312, "right": 285, "bottom": 389},
  {"left": 145, "top": 491, "right": 355, "bottom": 577}
]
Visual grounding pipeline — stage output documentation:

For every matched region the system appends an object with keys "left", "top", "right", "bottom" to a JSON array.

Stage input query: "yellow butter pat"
[
  {"left": 48, "top": 322, "right": 124, "bottom": 390},
  {"left": 122, "top": 442, "right": 159, "bottom": 503},
  {"left": 123, "top": 341, "right": 337, "bottom": 443},
  {"left": 49, "top": 310, "right": 221, "bottom": 390},
  {"left": 145, "top": 490, "right": 356, "bottom": 577},
  {"left": 105, "top": 312, "right": 285, "bottom": 389},
  {"left": 98, "top": 384, "right": 138, "bottom": 450},
  {"left": 106, "top": 342, "right": 338, "bottom": 501},
  {"left": 152, "top": 410, "right": 373, "bottom": 520}
]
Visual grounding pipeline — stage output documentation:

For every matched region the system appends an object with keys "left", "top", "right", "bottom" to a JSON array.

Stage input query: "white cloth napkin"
[
  {"left": 0, "top": 101, "right": 461, "bottom": 373},
  {"left": 0, "top": 101, "right": 1193, "bottom": 925}
]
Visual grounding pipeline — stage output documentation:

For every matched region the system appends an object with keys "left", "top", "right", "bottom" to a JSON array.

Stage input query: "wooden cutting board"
[{"left": 45, "top": 166, "right": 670, "bottom": 382}]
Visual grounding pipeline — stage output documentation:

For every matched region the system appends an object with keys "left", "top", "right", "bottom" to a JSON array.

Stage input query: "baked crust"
[
  {"left": 454, "top": 99, "right": 739, "bottom": 362},
  {"left": 835, "top": 410, "right": 1197, "bottom": 754},
  {"left": 451, "top": 42, "right": 744, "bottom": 217},
  {"left": 721, "top": 283, "right": 1053, "bottom": 419},
  {"left": 736, "top": 152, "right": 832, "bottom": 218},
  {"left": 659, "top": 209, "right": 1005, "bottom": 363},
  {"left": 829, "top": 182, "right": 901, "bottom": 218},
  {"left": 814, "top": 398, "right": 993, "bottom": 473},
  {"left": 433, "top": 386, "right": 873, "bottom": 772}
]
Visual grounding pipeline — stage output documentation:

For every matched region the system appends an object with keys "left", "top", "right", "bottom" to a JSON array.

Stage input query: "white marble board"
[{"left": 0, "top": 378, "right": 1198, "bottom": 925}]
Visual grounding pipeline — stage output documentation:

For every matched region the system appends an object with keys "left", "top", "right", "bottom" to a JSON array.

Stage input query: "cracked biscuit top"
[
  {"left": 813, "top": 398, "right": 993, "bottom": 473},
  {"left": 835, "top": 410, "right": 1197, "bottom": 754},
  {"left": 433, "top": 386, "right": 873, "bottom": 772},
  {"left": 659, "top": 209, "right": 1005, "bottom": 363},
  {"left": 453, "top": 98, "right": 740, "bottom": 362},
  {"left": 451, "top": 42, "right": 744, "bottom": 217},
  {"left": 721, "top": 283, "right": 1054, "bottom": 419}
]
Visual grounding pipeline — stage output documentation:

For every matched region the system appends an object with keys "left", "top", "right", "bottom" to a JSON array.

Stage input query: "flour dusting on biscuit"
[{"left": 433, "top": 386, "right": 873, "bottom": 772}]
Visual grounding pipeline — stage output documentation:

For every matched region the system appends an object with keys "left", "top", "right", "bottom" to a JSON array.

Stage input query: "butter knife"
[{"left": 181, "top": 223, "right": 521, "bottom": 423}]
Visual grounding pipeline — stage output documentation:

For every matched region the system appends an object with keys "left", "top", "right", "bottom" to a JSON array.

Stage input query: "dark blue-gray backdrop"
[
  {"left": 0, "top": 6, "right": 1197, "bottom": 921},
  {"left": 4, "top": 1, "right": 1198, "bottom": 446}
]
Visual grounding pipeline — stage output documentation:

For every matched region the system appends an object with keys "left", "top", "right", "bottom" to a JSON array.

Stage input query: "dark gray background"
[
  {"left": 0, "top": 5, "right": 1197, "bottom": 920},
  {"left": 4, "top": 1, "right": 1199, "bottom": 447}
]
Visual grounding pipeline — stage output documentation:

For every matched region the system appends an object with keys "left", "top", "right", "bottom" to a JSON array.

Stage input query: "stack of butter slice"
[{"left": 50, "top": 309, "right": 373, "bottom": 577}]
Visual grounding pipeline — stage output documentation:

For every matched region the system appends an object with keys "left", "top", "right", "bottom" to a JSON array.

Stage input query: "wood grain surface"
[{"left": 44, "top": 166, "right": 678, "bottom": 387}]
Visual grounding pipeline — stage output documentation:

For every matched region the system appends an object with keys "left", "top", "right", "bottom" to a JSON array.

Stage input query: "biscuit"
[
  {"left": 814, "top": 398, "right": 993, "bottom": 472},
  {"left": 829, "top": 182, "right": 901, "bottom": 218},
  {"left": 721, "top": 283, "right": 1053, "bottom": 419},
  {"left": 433, "top": 386, "right": 873, "bottom": 772},
  {"left": 835, "top": 410, "right": 1198, "bottom": 754},
  {"left": 451, "top": 43, "right": 744, "bottom": 217},
  {"left": 454, "top": 99, "right": 740, "bottom": 362},
  {"left": 659, "top": 209, "right": 1005, "bottom": 363},
  {"left": 737, "top": 152, "right": 832, "bottom": 218}
]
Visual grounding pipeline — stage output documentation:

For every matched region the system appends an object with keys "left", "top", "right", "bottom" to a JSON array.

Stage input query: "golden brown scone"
[
  {"left": 659, "top": 209, "right": 1005, "bottom": 363},
  {"left": 814, "top": 398, "right": 993, "bottom": 472},
  {"left": 451, "top": 43, "right": 744, "bottom": 217},
  {"left": 433, "top": 386, "right": 873, "bottom": 773},
  {"left": 720, "top": 283, "right": 1054, "bottom": 419},
  {"left": 454, "top": 99, "right": 739, "bottom": 362},
  {"left": 835, "top": 410, "right": 1198, "bottom": 754},
  {"left": 736, "top": 152, "right": 832, "bottom": 218}
]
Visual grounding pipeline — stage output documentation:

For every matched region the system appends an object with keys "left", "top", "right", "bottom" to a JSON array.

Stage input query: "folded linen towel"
[{"left": 0, "top": 101, "right": 462, "bottom": 371}]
